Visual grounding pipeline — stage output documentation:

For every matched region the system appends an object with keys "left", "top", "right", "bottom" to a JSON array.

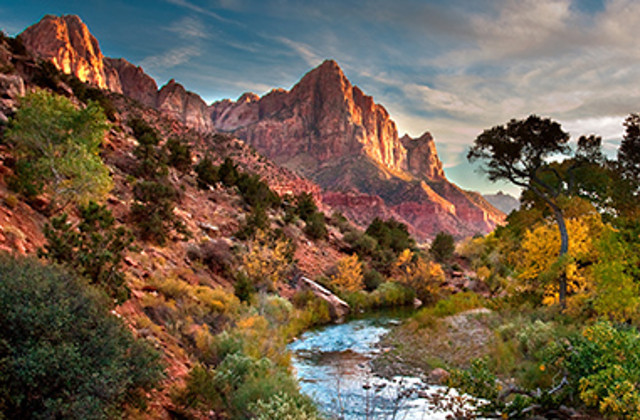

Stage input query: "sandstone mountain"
[
  {"left": 19, "top": 14, "right": 504, "bottom": 240},
  {"left": 21, "top": 14, "right": 212, "bottom": 131},
  {"left": 210, "top": 61, "right": 504, "bottom": 239}
]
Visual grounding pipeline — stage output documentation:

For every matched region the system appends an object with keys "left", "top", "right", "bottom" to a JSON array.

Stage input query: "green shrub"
[
  {"left": 249, "top": 392, "right": 320, "bottom": 420},
  {"left": 236, "top": 173, "right": 281, "bottom": 209},
  {"left": 564, "top": 321, "right": 640, "bottom": 418},
  {"left": 175, "top": 350, "right": 300, "bottom": 419},
  {"left": 363, "top": 268, "right": 384, "bottom": 291},
  {"left": 365, "top": 217, "right": 414, "bottom": 255},
  {"left": 129, "top": 117, "right": 167, "bottom": 179},
  {"left": 195, "top": 155, "right": 219, "bottom": 189},
  {"left": 0, "top": 255, "right": 163, "bottom": 419},
  {"left": 40, "top": 201, "right": 134, "bottom": 304},
  {"left": 345, "top": 231, "right": 378, "bottom": 257},
  {"left": 165, "top": 137, "right": 192, "bottom": 174},
  {"left": 415, "top": 291, "right": 484, "bottom": 321},
  {"left": 131, "top": 180, "right": 185, "bottom": 244},
  {"left": 6, "top": 90, "right": 112, "bottom": 205},
  {"left": 295, "top": 193, "right": 317, "bottom": 221},
  {"left": 218, "top": 157, "right": 239, "bottom": 186},
  {"left": 234, "top": 271, "right": 256, "bottom": 303},
  {"left": 430, "top": 232, "right": 456, "bottom": 263},
  {"left": 304, "top": 211, "right": 327, "bottom": 240}
]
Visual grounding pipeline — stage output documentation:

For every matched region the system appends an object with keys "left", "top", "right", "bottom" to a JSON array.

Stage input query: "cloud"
[
  {"left": 271, "top": 36, "right": 323, "bottom": 67},
  {"left": 164, "top": 0, "right": 241, "bottom": 26},
  {"left": 167, "top": 16, "right": 210, "bottom": 40},
  {"left": 140, "top": 46, "right": 201, "bottom": 71}
]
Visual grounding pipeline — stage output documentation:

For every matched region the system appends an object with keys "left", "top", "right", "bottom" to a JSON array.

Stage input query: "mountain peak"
[{"left": 21, "top": 13, "right": 108, "bottom": 88}]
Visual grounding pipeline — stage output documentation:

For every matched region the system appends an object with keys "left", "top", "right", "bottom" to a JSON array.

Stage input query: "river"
[{"left": 288, "top": 311, "right": 465, "bottom": 419}]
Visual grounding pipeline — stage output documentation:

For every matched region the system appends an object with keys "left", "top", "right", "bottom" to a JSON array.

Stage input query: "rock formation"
[
  {"left": 19, "top": 14, "right": 504, "bottom": 239},
  {"left": 211, "top": 60, "right": 504, "bottom": 239},
  {"left": 20, "top": 15, "right": 211, "bottom": 132}
]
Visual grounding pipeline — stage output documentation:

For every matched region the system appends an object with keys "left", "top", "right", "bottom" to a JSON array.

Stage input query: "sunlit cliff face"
[{"left": 21, "top": 14, "right": 109, "bottom": 89}]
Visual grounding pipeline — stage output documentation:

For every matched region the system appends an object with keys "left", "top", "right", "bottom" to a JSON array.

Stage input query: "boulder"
[{"left": 297, "top": 276, "right": 350, "bottom": 321}]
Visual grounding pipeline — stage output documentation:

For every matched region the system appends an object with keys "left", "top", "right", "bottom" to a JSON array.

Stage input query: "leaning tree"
[{"left": 468, "top": 115, "right": 574, "bottom": 308}]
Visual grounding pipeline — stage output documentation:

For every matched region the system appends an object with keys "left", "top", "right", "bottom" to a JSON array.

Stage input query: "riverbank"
[{"left": 372, "top": 307, "right": 494, "bottom": 381}]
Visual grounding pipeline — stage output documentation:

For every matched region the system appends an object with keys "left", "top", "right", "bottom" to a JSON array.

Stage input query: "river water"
[{"left": 288, "top": 312, "right": 462, "bottom": 419}]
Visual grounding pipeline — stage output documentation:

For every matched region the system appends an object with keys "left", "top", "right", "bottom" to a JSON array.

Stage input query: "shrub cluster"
[
  {"left": 0, "top": 255, "right": 163, "bottom": 419},
  {"left": 127, "top": 117, "right": 186, "bottom": 244},
  {"left": 40, "top": 201, "right": 134, "bottom": 304}
]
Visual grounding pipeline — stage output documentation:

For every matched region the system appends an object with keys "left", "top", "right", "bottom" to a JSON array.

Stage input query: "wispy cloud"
[
  {"left": 272, "top": 36, "right": 323, "bottom": 67},
  {"left": 164, "top": 0, "right": 241, "bottom": 26},
  {"left": 140, "top": 46, "right": 201, "bottom": 71},
  {"left": 167, "top": 16, "right": 210, "bottom": 40}
]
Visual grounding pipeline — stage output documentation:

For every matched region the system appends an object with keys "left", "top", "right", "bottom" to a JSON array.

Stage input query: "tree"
[
  {"left": 619, "top": 114, "right": 640, "bottom": 190},
  {"left": 195, "top": 155, "right": 219, "bottom": 189},
  {"left": 430, "top": 232, "right": 455, "bottom": 263},
  {"left": 6, "top": 90, "right": 112, "bottom": 206},
  {"left": 131, "top": 180, "right": 184, "bottom": 244},
  {"left": 242, "top": 230, "right": 294, "bottom": 290},
  {"left": 331, "top": 254, "right": 364, "bottom": 293},
  {"left": 165, "top": 137, "right": 192, "bottom": 175},
  {"left": 468, "top": 115, "right": 573, "bottom": 307},
  {"left": 40, "top": 201, "right": 134, "bottom": 304},
  {"left": 0, "top": 255, "right": 163, "bottom": 419}
]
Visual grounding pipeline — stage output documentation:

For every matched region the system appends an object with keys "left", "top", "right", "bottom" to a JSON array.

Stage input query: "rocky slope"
[{"left": 19, "top": 14, "right": 504, "bottom": 240}]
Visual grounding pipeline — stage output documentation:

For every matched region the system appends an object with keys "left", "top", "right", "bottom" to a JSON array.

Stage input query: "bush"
[
  {"left": 6, "top": 90, "right": 112, "bottom": 205},
  {"left": 0, "top": 255, "right": 163, "bottom": 419},
  {"left": 195, "top": 155, "right": 218, "bottom": 189},
  {"left": 165, "top": 137, "right": 192, "bottom": 174},
  {"left": 363, "top": 268, "right": 384, "bottom": 291},
  {"left": 330, "top": 254, "right": 364, "bottom": 293},
  {"left": 131, "top": 180, "right": 185, "bottom": 244},
  {"left": 175, "top": 350, "right": 300, "bottom": 418},
  {"left": 295, "top": 193, "right": 317, "bottom": 221},
  {"left": 365, "top": 217, "right": 415, "bottom": 255},
  {"left": 304, "top": 211, "right": 327, "bottom": 240},
  {"left": 344, "top": 231, "right": 378, "bottom": 256},
  {"left": 564, "top": 321, "right": 640, "bottom": 418},
  {"left": 249, "top": 392, "right": 320, "bottom": 420},
  {"left": 40, "top": 201, "right": 134, "bottom": 304},
  {"left": 430, "top": 232, "right": 456, "bottom": 263},
  {"left": 129, "top": 117, "right": 167, "bottom": 179}
]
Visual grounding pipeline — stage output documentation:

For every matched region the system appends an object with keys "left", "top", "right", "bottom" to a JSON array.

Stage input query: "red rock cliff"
[{"left": 20, "top": 15, "right": 212, "bottom": 132}]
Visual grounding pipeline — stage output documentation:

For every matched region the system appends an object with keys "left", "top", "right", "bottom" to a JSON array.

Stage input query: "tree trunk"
[{"left": 551, "top": 205, "right": 569, "bottom": 309}]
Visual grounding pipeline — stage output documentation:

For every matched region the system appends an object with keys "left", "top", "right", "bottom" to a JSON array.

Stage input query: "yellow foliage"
[
  {"left": 515, "top": 203, "right": 605, "bottom": 305},
  {"left": 331, "top": 254, "right": 364, "bottom": 292},
  {"left": 394, "top": 249, "right": 444, "bottom": 303},
  {"left": 242, "top": 230, "right": 292, "bottom": 289}
]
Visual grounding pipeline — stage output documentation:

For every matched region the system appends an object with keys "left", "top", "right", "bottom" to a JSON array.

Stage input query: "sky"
[{"left": 1, "top": 0, "right": 638, "bottom": 196}]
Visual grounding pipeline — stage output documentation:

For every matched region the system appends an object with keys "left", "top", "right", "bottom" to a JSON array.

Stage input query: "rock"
[
  {"left": 400, "top": 132, "right": 444, "bottom": 180},
  {"left": 20, "top": 15, "right": 112, "bottom": 89},
  {"left": 157, "top": 79, "right": 213, "bottom": 132},
  {"left": 104, "top": 57, "right": 158, "bottom": 107},
  {"left": 297, "top": 276, "right": 350, "bottom": 321},
  {"left": 429, "top": 368, "right": 450, "bottom": 384},
  {"left": 210, "top": 59, "right": 505, "bottom": 240}
]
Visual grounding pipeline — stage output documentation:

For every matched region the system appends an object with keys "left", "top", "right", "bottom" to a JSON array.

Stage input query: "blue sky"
[{"left": 2, "top": 0, "right": 637, "bottom": 196}]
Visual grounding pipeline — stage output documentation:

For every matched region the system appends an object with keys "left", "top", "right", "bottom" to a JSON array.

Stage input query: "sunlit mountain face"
[{"left": 2, "top": 0, "right": 635, "bottom": 198}]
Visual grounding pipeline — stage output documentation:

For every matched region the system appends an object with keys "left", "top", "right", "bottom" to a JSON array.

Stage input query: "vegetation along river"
[{"left": 288, "top": 311, "right": 467, "bottom": 419}]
